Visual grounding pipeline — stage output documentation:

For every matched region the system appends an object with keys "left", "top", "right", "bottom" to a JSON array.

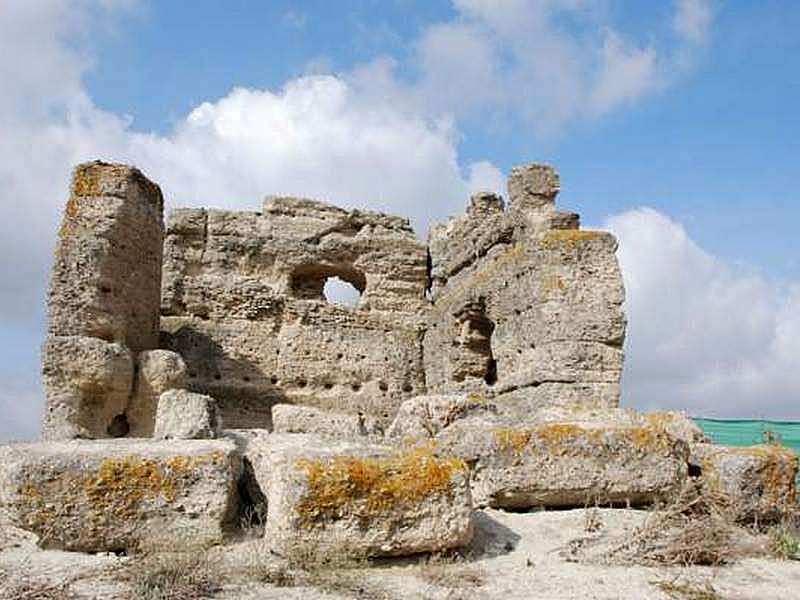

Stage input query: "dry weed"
[
  {"left": 125, "top": 550, "right": 222, "bottom": 600},
  {"left": 568, "top": 481, "right": 741, "bottom": 567},
  {"left": 0, "top": 568, "right": 81, "bottom": 600},
  {"left": 418, "top": 551, "right": 486, "bottom": 590},
  {"left": 653, "top": 578, "right": 722, "bottom": 600}
]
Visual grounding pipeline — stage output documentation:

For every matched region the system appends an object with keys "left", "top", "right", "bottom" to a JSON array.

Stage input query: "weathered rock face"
[
  {"left": 41, "top": 336, "right": 134, "bottom": 440},
  {"left": 154, "top": 389, "right": 221, "bottom": 440},
  {"left": 423, "top": 164, "right": 626, "bottom": 409},
  {"left": 271, "top": 404, "right": 382, "bottom": 440},
  {"left": 42, "top": 162, "right": 164, "bottom": 439},
  {"left": 127, "top": 349, "right": 188, "bottom": 437},
  {"left": 160, "top": 198, "right": 428, "bottom": 430},
  {"left": 244, "top": 433, "right": 473, "bottom": 557},
  {"left": 39, "top": 160, "right": 627, "bottom": 442},
  {"left": 0, "top": 439, "right": 240, "bottom": 552},
  {"left": 46, "top": 161, "right": 164, "bottom": 351},
  {"left": 436, "top": 419, "right": 688, "bottom": 509},
  {"left": 690, "top": 443, "right": 798, "bottom": 522}
]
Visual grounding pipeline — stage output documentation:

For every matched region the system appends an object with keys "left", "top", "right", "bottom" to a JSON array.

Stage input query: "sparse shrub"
[
  {"left": 653, "top": 578, "right": 721, "bottom": 600},
  {"left": 769, "top": 525, "right": 800, "bottom": 560},
  {"left": 127, "top": 550, "right": 221, "bottom": 600}
]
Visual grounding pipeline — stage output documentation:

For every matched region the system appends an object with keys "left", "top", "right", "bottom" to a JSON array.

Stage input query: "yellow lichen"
[
  {"left": 71, "top": 164, "right": 102, "bottom": 197},
  {"left": 541, "top": 229, "right": 604, "bottom": 248},
  {"left": 494, "top": 429, "right": 532, "bottom": 456},
  {"left": 293, "top": 447, "right": 465, "bottom": 527},
  {"left": 536, "top": 423, "right": 583, "bottom": 445},
  {"left": 541, "top": 273, "right": 567, "bottom": 291}
]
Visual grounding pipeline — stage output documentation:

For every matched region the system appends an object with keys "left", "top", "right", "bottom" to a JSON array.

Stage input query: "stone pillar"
[{"left": 42, "top": 161, "right": 164, "bottom": 439}]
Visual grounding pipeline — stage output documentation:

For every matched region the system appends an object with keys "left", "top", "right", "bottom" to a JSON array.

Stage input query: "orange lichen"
[
  {"left": 541, "top": 229, "right": 604, "bottom": 247},
  {"left": 71, "top": 164, "right": 102, "bottom": 197},
  {"left": 293, "top": 447, "right": 465, "bottom": 527},
  {"left": 536, "top": 423, "right": 583, "bottom": 445},
  {"left": 494, "top": 429, "right": 532, "bottom": 457}
]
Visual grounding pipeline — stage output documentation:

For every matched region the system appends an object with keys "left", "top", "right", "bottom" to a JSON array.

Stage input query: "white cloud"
[
  {"left": 606, "top": 208, "right": 800, "bottom": 419},
  {"left": 0, "top": 0, "right": 732, "bottom": 441},
  {"left": 673, "top": 0, "right": 712, "bottom": 44}
]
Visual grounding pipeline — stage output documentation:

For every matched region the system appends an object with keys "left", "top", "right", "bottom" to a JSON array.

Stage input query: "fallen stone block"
[
  {"left": 385, "top": 393, "right": 498, "bottom": 440},
  {"left": 248, "top": 433, "right": 473, "bottom": 557},
  {"left": 271, "top": 404, "right": 381, "bottom": 439},
  {"left": 0, "top": 439, "right": 240, "bottom": 552},
  {"left": 435, "top": 418, "right": 688, "bottom": 509},
  {"left": 154, "top": 389, "right": 221, "bottom": 440},
  {"left": 690, "top": 443, "right": 798, "bottom": 522},
  {"left": 127, "top": 349, "right": 188, "bottom": 437}
]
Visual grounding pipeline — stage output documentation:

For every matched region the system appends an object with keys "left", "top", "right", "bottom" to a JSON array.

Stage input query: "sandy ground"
[{"left": 2, "top": 508, "right": 799, "bottom": 599}]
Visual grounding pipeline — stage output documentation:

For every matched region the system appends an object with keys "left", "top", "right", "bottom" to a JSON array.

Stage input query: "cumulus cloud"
[
  {"left": 607, "top": 208, "right": 800, "bottom": 419},
  {"left": 0, "top": 0, "right": 731, "bottom": 440}
]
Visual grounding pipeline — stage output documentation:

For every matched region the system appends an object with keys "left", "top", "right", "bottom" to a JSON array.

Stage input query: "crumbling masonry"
[
  {"left": 41, "top": 161, "right": 625, "bottom": 439},
  {"left": 2, "top": 159, "right": 789, "bottom": 557}
]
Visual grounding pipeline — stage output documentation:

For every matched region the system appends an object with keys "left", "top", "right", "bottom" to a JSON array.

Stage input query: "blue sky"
[{"left": 1, "top": 0, "right": 799, "bottom": 440}]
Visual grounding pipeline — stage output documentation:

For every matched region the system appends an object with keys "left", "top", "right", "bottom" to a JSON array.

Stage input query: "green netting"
[{"left": 693, "top": 418, "right": 800, "bottom": 485}]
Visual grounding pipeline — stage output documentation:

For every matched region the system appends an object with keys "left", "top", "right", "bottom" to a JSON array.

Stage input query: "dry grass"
[
  {"left": 125, "top": 550, "right": 222, "bottom": 600},
  {"left": 576, "top": 481, "right": 740, "bottom": 567},
  {"left": 653, "top": 578, "right": 722, "bottom": 600},
  {"left": 418, "top": 551, "right": 486, "bottom": 591},
  {"left": 768, "top": 516, "right": 800, "bottom": 560},
  {"left": 234, "top": 539, "right": 394, "bottom": 599},
  {"left": 0, "top": 569, "right": 81, "bottom": 600}
]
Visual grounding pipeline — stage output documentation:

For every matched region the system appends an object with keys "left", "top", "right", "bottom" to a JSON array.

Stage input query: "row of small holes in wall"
[{"left": 187, "top": 371, "right": 411, "bottom": 394}]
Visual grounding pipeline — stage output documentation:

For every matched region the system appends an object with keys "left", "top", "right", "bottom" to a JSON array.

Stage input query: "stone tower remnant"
[
  {"left": 40, "top": 160, "right": 625, "bottom": 438},
  {"left": 42, "top": 162, "right": 165, "bottom": 439}
]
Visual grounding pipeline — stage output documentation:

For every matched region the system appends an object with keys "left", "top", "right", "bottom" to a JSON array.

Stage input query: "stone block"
[
  {"left": 41, "top": 336, "right": 134, "bottom": 440},
  {"left": 690, "top": 443, "right": 798, "bottom": 522},
  {"left": 154, "top": 390, "right": 221, "bottom": 440},
  {"left": 127, "top": 350, "right": 188, "bottom": 437},
  {"left": 436, "top": 418, "right": 688, "bottom": 509},
  {"left": 246, "top": 434, "right": 473, "bottom": 557},
  {"left": 271, "top": 404, "right": 381, "bottom": 439},
  {"left": 0, "top": 439, "right": 240, "bottom": 552}
]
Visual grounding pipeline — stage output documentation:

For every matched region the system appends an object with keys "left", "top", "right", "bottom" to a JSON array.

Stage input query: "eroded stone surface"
[
  {"left": 423, "top": 165, "right": 625, "bottom": 408},
  {"left": 41, "top": 336, "right": 134, "bottom": 440},
  {"left": 245, "top": 433, "right": 473, "bottom": 557},
  {"left": 154, "top": 389, "right": 222, "bottom": 440},
  {"left": 385, "top": 393, "right": 498, "bottom": 440},
  {"left": 271, "top": 404, "right": 382, "bottom": 439},
  {"left": 127, "top": 349, "right": 188, "bottom": 437},
  {"left": 160, "top": 198, "right": 428, "bottom": 430},
  {"left": 435, "top": 419, "right": 688, "bottom": 509},
  {"left": 42, "top": 161, "right": 164, "bottom": 439},
  {"left": 690, "top": 443, "right": 798, "bottom": 521},
  {"left": 0, "top": 439, "right": 240, "bottom": 552}
]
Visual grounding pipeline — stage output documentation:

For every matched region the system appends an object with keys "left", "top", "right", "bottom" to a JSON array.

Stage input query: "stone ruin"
[{"left": 0, "top": 160, "right": 795, "bottom": 557}]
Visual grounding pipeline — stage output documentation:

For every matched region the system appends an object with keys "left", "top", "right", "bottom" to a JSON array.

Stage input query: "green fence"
[{"left": 693, "top": 418, "right": 800, "bottom": 485}]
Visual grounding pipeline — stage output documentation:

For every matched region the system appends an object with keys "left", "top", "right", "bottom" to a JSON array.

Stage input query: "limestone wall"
[
  {"left": 423, "top": 164, "right": 626, "bottom": 409},
  {"left": 159, "top": 197, "right": 428, "bottom": 429},
  {"left": 40, "top": 160, "right": 625, "bottom": 438}
]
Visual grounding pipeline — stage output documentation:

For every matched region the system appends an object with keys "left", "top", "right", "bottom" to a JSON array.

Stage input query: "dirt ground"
[{"left": 2, "top": 508, "right": 799, "bottom": 599}]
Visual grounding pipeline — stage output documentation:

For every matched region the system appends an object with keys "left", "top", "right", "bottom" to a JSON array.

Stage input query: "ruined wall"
[
  {"left": 423, "top": 164, "right": 626, "bottom": 409},
  {"left": 42, "top": 162, "right": 164, "bottom": 439},
  {"left": 159, "top": 197, "right": 428, "bottom": 429},
  {"left": 40, "top": 160, "right": 625, "bottom": 439}
]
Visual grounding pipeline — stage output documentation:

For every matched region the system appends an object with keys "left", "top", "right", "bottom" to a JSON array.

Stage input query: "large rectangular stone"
[
  {"left": 0, "top": 439, "right": 240, "bottom": 552},
  {"left": 436, "top": 419, "right": 688, "bottom": 509},
  {"left": 245, "top": 433, "right": 473, "bottom": 557}
]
